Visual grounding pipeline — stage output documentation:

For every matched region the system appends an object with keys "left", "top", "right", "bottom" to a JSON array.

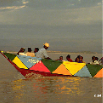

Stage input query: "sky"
[{"left": 0, "top": 0, "right": 102, "bottom": 53}]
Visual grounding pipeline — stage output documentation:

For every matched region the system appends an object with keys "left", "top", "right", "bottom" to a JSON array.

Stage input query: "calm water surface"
[{"left": 0, "top": 70, "right": 102, "bottom": 103}]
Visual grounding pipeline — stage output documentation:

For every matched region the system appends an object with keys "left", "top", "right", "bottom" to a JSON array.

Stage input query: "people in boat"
[
  {"left": 99, "top": 57, "right": 103, "bottom": 65},
  {"left": 66, "top": 54, "right": 73, "bottom": 62},
  {"left": 26, "top": 48, "right": 35, "bottom": 57},
  {"left": 34, "top": 48, "right": 39, "bottom": 56},
  {"left": 89, "top": 56, "right": 99, "bottom": 65},
  {"left": 17, "top": 48, "right": 27, "bottom": 56},
  {"left": 75, "top": 57, "right": 80, "bottom": 63},
  {"left": 36, "top": 43, "right": 51, "bottom": 59},
  {"left": 75, "top": 55, "right": 86, "bottom": 63},
  {"left": 93, "top": 57, "right": 99, "bottom": 65},
  {"left": 56, "top": 56, "right": 64, "bottom": 61},
  {"left": 17, "top": 48, "right": 25, "bottom": 54},
  {"left": 79, "top": 55, "right": 86, "bottom": 63}
]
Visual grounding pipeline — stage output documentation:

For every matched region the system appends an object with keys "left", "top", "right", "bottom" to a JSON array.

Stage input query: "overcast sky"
[{"left": 0, "top": 0, "right": 102, "bottom": 53}]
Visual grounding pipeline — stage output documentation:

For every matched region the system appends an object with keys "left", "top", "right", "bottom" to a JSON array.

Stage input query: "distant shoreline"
[
  {"left": 3, "top": 50, "right": 99, "bottom": 55},
  {"left": 47, "top": 50, "right": 98, "bottom": 54}
]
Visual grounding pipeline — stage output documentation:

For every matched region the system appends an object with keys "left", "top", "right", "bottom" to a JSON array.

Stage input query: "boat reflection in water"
[{"left": 10, "top": 74, "right": 102, "bottom": 103}]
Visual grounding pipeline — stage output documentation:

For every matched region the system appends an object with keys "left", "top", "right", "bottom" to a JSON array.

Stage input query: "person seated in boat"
[
  {"left": 99, "top": 57, "right": 103, "bottom": 65},
  {"left": 17, "top": 48, "right": 25, "bottom": 54},
  {"left": 26, "top": 48, "right": 35, "bottom": 57},
  {"left": 34, "top": 48, "right": 39, "bottom": 56},
  {"left": 17, "top": 48, "right": 27, "bottom": 56},
  {"left": 89, "top": 56, "right": 99, "bottom": 65},
  {"left": 75, "top": 55, "right": 82, "bottom": 63},
  {"left": 79, "top": 55, "right": 86, "bottom": 63},
  {"left": 75, "top": 57, "right": 80, "bottom": 63},
  {"left": 56, "top": 56, "right": 64, "bottom": 62},
  {"left": 89, "top": 56, "right": 95, "bottom": 64},
  {"left": 66, "top": 54, "right": 73, "bottom": 62},
  {"left": 36, "top": 43, "right": 51, "bottom": 59},
  {"left": 93, "top": 57, "right": 100, "bottom": 65}
]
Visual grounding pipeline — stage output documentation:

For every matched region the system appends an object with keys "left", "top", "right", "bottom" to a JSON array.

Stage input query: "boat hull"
[{"left": 1, "top": 52, "right": 102, "bottom": 78}]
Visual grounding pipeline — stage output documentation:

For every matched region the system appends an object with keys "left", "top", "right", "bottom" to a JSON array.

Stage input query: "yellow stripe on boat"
[
  {"left": 1, "top": 51, "right": 4, "bottom": 53},
  {"left": 63, "top": 61, "right": 86, "bottom": 75},
  {"left": 12, "top": 56, "right": 28, "bottom": 69}
]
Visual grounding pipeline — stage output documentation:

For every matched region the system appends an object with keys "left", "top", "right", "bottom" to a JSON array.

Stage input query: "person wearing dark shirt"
[{"left": 34, "top": 48, "right": 39, "bottom": 56}]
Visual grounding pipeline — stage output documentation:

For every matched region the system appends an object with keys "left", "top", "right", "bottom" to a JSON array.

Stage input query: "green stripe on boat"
[
  {"left": 86, "top": 64, "right": 102, "bottom": 77},
  {"left": 41, "top": 59, "right": 62, "bottom": 73},
  {"left": 3, "top": 53, "right": 16, "bottom": 61}
]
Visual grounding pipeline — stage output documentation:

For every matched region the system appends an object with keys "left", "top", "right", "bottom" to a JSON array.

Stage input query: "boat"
[{"left": 1, "top": 52, "right": 102, "bottom": 78}]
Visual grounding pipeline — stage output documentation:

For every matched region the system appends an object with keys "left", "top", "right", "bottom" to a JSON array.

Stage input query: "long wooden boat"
[{"left": 1, "top": 52, "right": 102, "bottom": 78}]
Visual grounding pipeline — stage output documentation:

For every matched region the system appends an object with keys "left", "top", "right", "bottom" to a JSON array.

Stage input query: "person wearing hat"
[{"left": 36, "top": 43, "right": 51, "bottom": 59}]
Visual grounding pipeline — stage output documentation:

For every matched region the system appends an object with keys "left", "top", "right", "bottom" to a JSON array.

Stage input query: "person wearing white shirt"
[
  {"left": 36, "top": 43, "right": 51, "bottom": 59},
  {"left": 90, "top": 56, "right": 100, "bottom": 65}
]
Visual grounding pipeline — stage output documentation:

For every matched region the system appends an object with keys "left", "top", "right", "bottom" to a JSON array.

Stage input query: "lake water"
[
  {"left": 0, "top": 53, "right": 102, "bottom": 103},
  {"left": 0, "top": 69, "right": 102, "bottom": 103}
]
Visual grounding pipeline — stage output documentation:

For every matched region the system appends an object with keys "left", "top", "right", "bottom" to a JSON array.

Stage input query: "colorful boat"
[{"left": 1, "top": 52, "right": 103, "bottom": 78}]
